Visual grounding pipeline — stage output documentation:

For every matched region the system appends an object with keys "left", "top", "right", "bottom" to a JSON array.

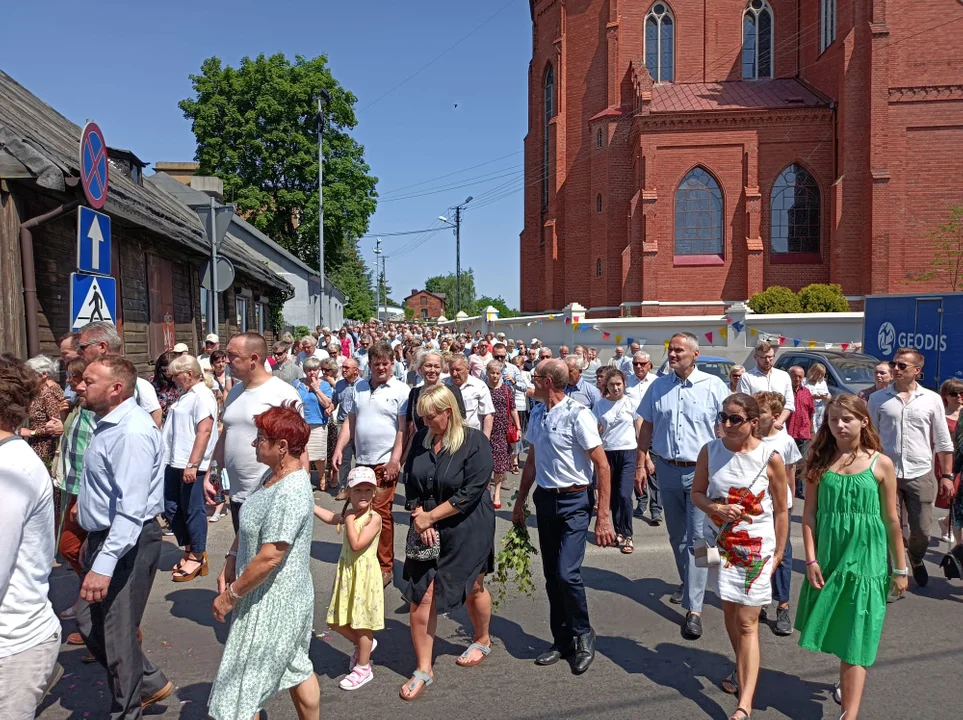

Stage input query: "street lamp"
[{"left": 439, "top": 195, "right": 472, "bottom": 313}]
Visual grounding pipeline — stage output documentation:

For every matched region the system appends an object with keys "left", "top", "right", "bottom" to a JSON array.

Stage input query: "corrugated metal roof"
[
  {"left": 0, "top": 69, "right": 291, "bottom": 293},
  {"left": 648, "top": 80, "right": 829, "bottom": 113}
]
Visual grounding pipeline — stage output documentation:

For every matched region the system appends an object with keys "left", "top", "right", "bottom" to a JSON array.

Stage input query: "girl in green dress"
[{"left": 795, "top": 394, "right": 907, "bottom": 720}]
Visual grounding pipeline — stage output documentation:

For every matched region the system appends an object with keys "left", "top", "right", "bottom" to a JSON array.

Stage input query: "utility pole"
[
  {"left": 373, "top": 237, "right": 383, "bottom": 322},
  {"left": 454, "top": 205, "right": 462, "bottom": 315},
  {"left": 315, "top": 89, "right": 330, "bottom": 328},
  {"left": 209, "top": 194, "right": 219, "bottom": 335}
]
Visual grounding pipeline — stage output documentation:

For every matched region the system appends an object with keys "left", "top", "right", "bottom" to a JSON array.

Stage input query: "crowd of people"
[{"left": 1, "top": 318, "right": 960, "bottom": 720}]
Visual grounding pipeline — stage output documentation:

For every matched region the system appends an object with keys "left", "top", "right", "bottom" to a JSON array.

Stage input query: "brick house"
[
  {"left": 520, "top": 0, "right": 963, "bottom": 315},
  {"left": 0, "top": 70, "right": 292, "bottom": 371},
  {"left": 404, "top": 289, "right": 447, "bottom": 320}
]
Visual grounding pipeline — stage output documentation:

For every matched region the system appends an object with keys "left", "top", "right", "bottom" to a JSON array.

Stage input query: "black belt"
[
  {"left": 653, "top": 455, "right": 697, "bottom": 468},
  {"left": 537, "top": 485, "right": 589, "bottom": 494}
]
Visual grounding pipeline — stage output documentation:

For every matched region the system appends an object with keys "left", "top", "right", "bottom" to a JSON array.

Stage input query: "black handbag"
[
  {"left": 939, "top": 513, "right": 963, "bottom": 580},
  {"left": 404, "top": 454, "right": 451, "bottom": 562}
]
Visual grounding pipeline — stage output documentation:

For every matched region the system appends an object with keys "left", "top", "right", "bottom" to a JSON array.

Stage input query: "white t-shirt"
[
  {"left": 625, "top": 372, "right": 656, "bottom": 407},
  {"left": 737, "top": 366, "right": 796, "bottom": 412},
  {"left": 162, "top": 383, "right": 219, "bottom": 471},
  {"left": 343, "top": 377, "right": 409, "bottom": 465},
  {"left": 448, "top": 376, "right": 495, "bottom": 431},
  {"left": 761, "top": 429, "right": 801, "bottom": 509},
  {"left": 222, "top": 377, "right": 303, "bottom": 502},
  {"left": 135, "top": 377, "right": 161, "bottom": 414},
  {"left": 593, "top": 396, "right": 639, "bottom": 451},
  {"left": 0, "top": 437, "right": 59, "bottom": 658},
  {"left": 527, "top": 396, "right": 603, "bottom": 489}
]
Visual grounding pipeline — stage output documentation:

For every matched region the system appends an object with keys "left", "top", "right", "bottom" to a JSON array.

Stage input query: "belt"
[
  {"left": 538, "top": 484, "right": 589, "bottom": 494},
  {"left": 654, "top": 455, "right": 697, "bottom": 468}
]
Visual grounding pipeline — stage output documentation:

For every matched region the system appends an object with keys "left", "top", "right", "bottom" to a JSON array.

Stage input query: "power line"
[
  {"left": 378, "top": 150, "right": 523, "bottom": 196},
  {"left": 378, "top": 169, "right": 523, "bottom": 202}
]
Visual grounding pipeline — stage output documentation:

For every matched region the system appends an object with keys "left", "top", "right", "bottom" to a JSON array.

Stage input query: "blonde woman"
[
  {"left": 400, "top": 384, "right": 495, "bottom": 701},
  {"left": 805, "top": 363, "right": 832, "bottom": 433}
]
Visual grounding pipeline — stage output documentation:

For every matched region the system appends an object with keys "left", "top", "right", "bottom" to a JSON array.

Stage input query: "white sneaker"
[
  {"left": 938, "top": 516, "right": 952, "bottom": 542},
  {"left": 833, "top": 680, "right": 842, "bottom": 704}
]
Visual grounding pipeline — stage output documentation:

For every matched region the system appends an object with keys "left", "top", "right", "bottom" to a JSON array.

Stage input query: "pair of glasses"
[
  {"left": 633, "top": 361, "right": 648, "bottom": 366},
  {"left": 718, "top": 412, "right": 749, "bottom": 426},
  {"left": 76, "top": 341, "right": 97, "bottom": 351},
  {"left": 888, "top": 361, "right": 918, "bottom": 370}
]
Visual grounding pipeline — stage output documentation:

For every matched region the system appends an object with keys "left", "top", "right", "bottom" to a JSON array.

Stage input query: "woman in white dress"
[
  {"left": 691, "top": 393, "right": 789, "bottom": 720},
  {"left": 804, "top": 363, "right": 831, "bottom": 434}
]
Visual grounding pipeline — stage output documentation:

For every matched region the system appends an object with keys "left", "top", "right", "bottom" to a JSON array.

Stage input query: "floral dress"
[
  {"left": 488, "top": 383, "right": 515, "bottom": 474},
  {"left": 704, "top": 440, "right": 777, "bottom": 607},
  {"left": 326, "top": 510, "right": 384, "bottom": 630},
  {"left": 27, "top": 382, "right": 64, "bottom": 469},
  {"left": 208, "top": 469, "right": 315, "bottom": 720}
]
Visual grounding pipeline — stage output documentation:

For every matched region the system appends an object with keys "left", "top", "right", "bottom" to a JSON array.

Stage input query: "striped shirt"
[{"left": 61, "top": 406, "right": 96, "bottom": 495}]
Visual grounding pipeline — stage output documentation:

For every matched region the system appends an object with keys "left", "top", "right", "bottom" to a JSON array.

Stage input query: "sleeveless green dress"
[{"left": 795, "top": 454, "right": 890, "bottom": 667}]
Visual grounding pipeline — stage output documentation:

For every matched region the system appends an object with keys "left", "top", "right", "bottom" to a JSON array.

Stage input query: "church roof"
[{"left": 648, "top": 79, "right": 830, "bottom": 113}]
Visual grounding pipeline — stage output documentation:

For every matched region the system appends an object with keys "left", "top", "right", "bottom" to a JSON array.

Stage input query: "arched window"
[
  {"left": 742, "top": 0, "right": 773, "bottom": 79},
  {"left": 596, "top": 258, "right": 603, "bottom": 277},
  {"left": 542, "top": 65, "right": 555, "bottom": 209},
  {"left": 771, "top": 164, "right": 820, "bottom": 255},
  {"left": 820, "top": 0, "right": 837, "bottom": 52},
  {"left": 597, "top": 128, "right": 603, "bottom": 148},
  {"left": 597, "top": 194, "right": 603, "bottom": 213},
  {"left": 644, "top": 3, "right": 675, "bottom": 83},
  {"left": 674, "top": 167, "right": 723, "bottom": 256}
]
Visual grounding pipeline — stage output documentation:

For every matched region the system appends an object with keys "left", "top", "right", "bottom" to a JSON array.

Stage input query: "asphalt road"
[{"left": 38, "top": 478, "right": 962, "bottom": 720}]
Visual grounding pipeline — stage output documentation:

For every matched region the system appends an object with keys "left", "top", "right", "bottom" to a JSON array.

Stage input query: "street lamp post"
[
  {"left": 315, "top": 89, "right": 330, "bottom": 328},
  {"left": 438, "top": 195, "right": 472, "bottom": 314}
]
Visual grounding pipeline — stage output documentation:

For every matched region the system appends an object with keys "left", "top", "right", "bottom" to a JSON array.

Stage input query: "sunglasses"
[
  {"left": 718, "top": 412, "right": 749, "bottom": 426},
  {"left": 632, "top": 361, "right": 648, "bottom": 366},
  {"left": 888, "top": 361, "right": 918, "bottom": 370}
]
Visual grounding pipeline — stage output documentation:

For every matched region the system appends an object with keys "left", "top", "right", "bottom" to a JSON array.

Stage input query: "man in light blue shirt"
[
  {"left": 563, "top": 355, "right": 601, "bottom": 410},
  {"left": 75, "top": 356, "right": 172, "bottom": 715},
  {"left": 637, "top": 332, "right": 728, "bottom": 641}
]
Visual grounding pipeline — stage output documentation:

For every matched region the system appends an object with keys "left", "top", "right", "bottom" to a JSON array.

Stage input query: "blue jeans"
[
  {"left": 533, "top": 487, "right": 593, "bottom": 646},
  {"left": 656, "top": 457, "right": 707, "bottom": 613},
  {"left": 164, "top": 465, "right": 208, "bottom": 553},
  {"left": 606, "top": 449, "right": 636, "bottom": 538},
  {"left": 772, "top": 516, "right": 793, "bottom": 605}
]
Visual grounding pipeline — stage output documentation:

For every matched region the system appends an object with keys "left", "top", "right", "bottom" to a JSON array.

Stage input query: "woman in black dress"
[{"left": 400, "top": 383, "right": 495, "bottom": 701}]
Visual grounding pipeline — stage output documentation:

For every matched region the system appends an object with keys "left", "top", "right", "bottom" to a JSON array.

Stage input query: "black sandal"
[
  {"left": 721, "top": 670, "right": 739, "bottom": 695},
  {"left": 729, "top": 709, "right": 751, "bottom": 720}
]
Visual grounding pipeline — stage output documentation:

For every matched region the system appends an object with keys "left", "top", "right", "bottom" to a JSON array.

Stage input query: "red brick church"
[{"left": 520, "top": 0, "right": 963, "bottom": 314}]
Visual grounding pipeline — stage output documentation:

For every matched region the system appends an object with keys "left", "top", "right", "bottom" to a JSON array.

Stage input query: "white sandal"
[{"left": 340, "top": 664, "right": 373, "bottom": 691}]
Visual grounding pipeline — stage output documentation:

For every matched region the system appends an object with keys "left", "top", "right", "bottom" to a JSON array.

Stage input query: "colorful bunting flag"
[
  {"left": 807, "top": 341, "right": 817, "bottom": 349},
  {"left": 841, "top": 343, "right": 850, "bottom": 351},
  {"left": 778, "top": 336, "right": 786, "bottom": 346},
  {"left": 719, "top": 327, "right": 728, "bottom": 340},
  {"left": 602, "top": 332, "right": 611, "bottom": 339},
  {"left": 824, "top": 343, "right": 833, "bottom": 349},
  {"left": 615, "top": 335, "right": 622, "bottom": 343},
  {"left": 705, "top": 332, "right": 713, "bottom": 343},
  {"left": 663, "top": 340, "right": 670, "bottom": 349},
  {"left": 580, "top": 325, "right": 590, "bottom": 332},
  {"left": 732, "top": 321, "right": 744, "bottom": 333},
  {"left": 572, "top": 323, "right": 580, "bottom": 331},
  {"left": 750, "top": 328, "right": 758, "bottom": 337},
  {"left": 548, "top": 315, "right": 556, "bottom": 320},
  {"left": 793, "top": 338, "right": 801, "bottom": 347},
  {"left": 564, "top": 317, "right": 571, "bottom": 324}
]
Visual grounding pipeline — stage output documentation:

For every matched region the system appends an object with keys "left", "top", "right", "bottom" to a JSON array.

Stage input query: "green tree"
[
  {"left": 747, "top": 286, "right": 803, "bottom": 314},
  {"left": 425, "top": 269, "right": 477, "bottom": 314},
  {"left": 798, "top": 283, "right": 850, "bottom": 312},
  {"left": 179, "top": 52, "right": 378, "bottom": 318},
  {"left": 332, "top": 247, "right": 376, "bottom": 321},
  {"left": 471, "top": 295, "right": 519, "bottom": 318},
  {"left": 907, "top": 205, "right": 963, "bottom": 291}
]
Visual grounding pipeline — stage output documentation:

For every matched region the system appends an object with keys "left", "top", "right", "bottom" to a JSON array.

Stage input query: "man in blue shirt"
[
  {"left": 637, "top": 332, "right": 728, "bottom": 640},
  {"left": 75, "top": 356, "right": 173, "bottom": 714},
  {"left": 563, "top": 355, "right": 601, "bottom": 410}
]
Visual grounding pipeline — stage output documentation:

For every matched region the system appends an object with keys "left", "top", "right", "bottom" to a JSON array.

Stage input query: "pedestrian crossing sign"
[{"left": 70, "top": 272, "right": 117, "bottom": 330}]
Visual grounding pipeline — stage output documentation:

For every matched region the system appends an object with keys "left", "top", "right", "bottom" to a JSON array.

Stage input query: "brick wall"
[{"left": 405, "top": 291, "right": 445, "bottom": 320}]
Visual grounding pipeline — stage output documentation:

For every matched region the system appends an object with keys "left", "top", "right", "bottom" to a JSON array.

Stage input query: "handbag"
[
  {"left": 694, "top": 446, "right": 772, "bottom": 569},
  {"left": 405, "top": 455, "right": 452, "bottom": 562},
  {"left": 505, "top": 385, "right": 520, "bottom": 444},
  {"left": 939, "top": 511, "right": 963, "bottom": 580}
]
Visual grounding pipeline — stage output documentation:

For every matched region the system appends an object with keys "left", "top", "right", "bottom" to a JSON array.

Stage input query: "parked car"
[
  {"left": 773, "top": 350, "right": 880, "bottom": 396},
  {"left": 657, "top": 355, "right": 735, "bottom": 385}
]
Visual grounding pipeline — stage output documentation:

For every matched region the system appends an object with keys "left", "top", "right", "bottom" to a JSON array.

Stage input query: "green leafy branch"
[{"left": 491, "top": 494, "right": 539, "bottom": 611}]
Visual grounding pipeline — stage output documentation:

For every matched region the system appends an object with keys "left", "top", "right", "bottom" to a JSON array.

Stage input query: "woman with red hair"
[{"left": 208, "top": 401, "right": 323, "bottom": 720}]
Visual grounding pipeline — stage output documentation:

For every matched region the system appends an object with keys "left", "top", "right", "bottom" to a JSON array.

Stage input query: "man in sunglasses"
[
  {"left": 868, "top": 348, "right": 954, "bottom": 588},
  {"left": 271, "top": 341, "right": 303, "bottom": 386},
  {"left": 636, "top": 332, "right": 728, "bottom": 639},
  {"left": 737, "top": 340, "right": 794, "bottom": 430}
]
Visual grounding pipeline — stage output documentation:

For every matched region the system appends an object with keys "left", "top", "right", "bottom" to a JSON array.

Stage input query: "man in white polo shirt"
[
  {"left": 332, "top": 341, "right": 409, "bottom": 586},
  {"left": 513, "top": 359, "right": 615, "bottom": 675},
  {"left": 869, "top": 348, "right": 954, "bottom": 588},
  {"left": 738, "top": 340, "right": 795, "bottom": 429},
  {"left": 445, "top": 354, "right": 494, "bottom": 438}
]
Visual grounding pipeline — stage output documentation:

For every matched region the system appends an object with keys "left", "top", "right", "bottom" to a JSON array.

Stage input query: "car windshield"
[
  {"left": 698, "top": 360, "right": 734, "bottom": 383},
  {"left": 829, "top": 356, "right": 878, "bottom": 385}
]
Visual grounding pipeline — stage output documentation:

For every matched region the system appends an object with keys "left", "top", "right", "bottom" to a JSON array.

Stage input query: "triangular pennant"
[
  {"left": 615, "top": 335, "right": 622, "bottom": 343},
  {"left": 750, "top": 328, "right": 758, "bottom": 337},
  {"left": 548, "top": 314, "right": 556, "bottom": 320},
  {"left": 732, "top": 321, "right": 744, "bottom": 333},
  {"left": 841, "top": 343, "right": 850, "bottom": 351},
  {"left": 536, "top": 320, "right": 542, "bottom": 325},
  {"left": 580, "top": 325, "right": 590, "bottom": 332},
  {"left": 663, "top": 340, "right": 670, "bottom": 349},
  {"left": 564, "top": 317, "right": 571, "bottom": 324},
  {"left": 705, "top": 332, "right": 713, "bottom": 343},
  {"left": 719, "top": 327, "right": 728, "bottom": 340},
  {"left": 778, "top": 336, "right": 787, "bottom": 346},
  {"left": 602, "top": 332, "right": 611, "bottom": 339},
  {"left": 824, "top": 343, "right": 833, "bottom": 349},
  {"left": 793, "top": 338, "right": 801, "bottom": 347},
  {"left": 572, "top": 323, "right": 580, "bottom": 331},
  {"left": 807, "top": 341, "right": 817, "bottom": 349}
]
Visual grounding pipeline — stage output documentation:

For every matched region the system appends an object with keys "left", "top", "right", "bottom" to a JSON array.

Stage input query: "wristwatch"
[
  {"left": 186, "top": 462, "right": 198, "bottom": 469},
  {"left": 941, "top": 473, "right": 954, "bottom": 481}
]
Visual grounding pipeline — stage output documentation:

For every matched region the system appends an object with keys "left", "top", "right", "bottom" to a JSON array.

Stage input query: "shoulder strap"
[{"left": 869, "top": 452, "right": 881, "bottom": 472}]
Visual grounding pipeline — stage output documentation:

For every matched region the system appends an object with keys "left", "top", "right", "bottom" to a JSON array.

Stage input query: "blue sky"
[{"left": 2, "top": 0, "right": 531, "bottom": 307}]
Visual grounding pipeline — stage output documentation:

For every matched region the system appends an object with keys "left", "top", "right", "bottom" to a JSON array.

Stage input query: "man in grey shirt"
[
  {"left": 272, "top": 340, "right": 303, "bottom": 386},
  {"left": 75, "top": 356, "right": 173, "bottom": 714}
]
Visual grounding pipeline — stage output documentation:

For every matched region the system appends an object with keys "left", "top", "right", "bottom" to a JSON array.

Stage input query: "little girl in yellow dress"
[{"left": 326, "top": 467, "right": 385, "bottom": 691}]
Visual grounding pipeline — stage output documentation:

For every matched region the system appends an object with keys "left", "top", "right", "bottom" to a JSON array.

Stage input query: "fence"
[{"left": 447, "top": 302, "right": 866, "bottom": 365}]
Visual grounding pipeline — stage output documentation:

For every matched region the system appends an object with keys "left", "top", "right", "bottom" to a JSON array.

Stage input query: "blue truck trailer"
[{"left": 863, "top": 292, "right": 963, "bottom": 388}]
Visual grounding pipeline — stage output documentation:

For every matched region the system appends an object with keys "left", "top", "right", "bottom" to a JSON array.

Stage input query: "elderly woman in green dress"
[{"left": 208, "top": 402, "right": 338, "bottom": 720}]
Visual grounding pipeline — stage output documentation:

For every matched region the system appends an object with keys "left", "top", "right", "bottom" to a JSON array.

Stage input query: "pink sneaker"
[{"left": 339, "top": 664, "right": 373, "bottom": 691}]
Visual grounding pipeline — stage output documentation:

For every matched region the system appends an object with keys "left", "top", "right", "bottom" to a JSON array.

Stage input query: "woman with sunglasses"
[
  {"left": 795, "top": 394, "right": 904, "bottom": 720},
  {"left": 691, "top": 393, "right": 789, "bottom": 720}
]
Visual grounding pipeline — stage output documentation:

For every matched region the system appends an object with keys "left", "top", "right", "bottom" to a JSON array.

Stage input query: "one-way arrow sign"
[{"left": 77, "top": 206, "right": 112, "bottom": 275}]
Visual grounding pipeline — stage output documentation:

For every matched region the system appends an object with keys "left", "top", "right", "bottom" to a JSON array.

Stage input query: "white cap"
[
  {"left": 531, "top": 338, "right": 539, "bottom": 344},
  {"left": 172, "top": 342, "right": 189, "bottom": 353},
  {"left": 347, "top": 466, "right": 377, "bottom": 488},
  {"left": 205, "top": 333, "right": 219, "bottom": 344}
]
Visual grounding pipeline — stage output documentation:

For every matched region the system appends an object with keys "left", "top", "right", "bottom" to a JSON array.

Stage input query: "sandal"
[
  {"left": 339, "top": 664, "right": 373, "bottom": 691},
  {"left": 455, "top": 641, "right": 492, "bottom": 667},
  {"left": 511, "top": 465, "right": 520, "bottom": 475},
  {"left": 349, "top": 638, "right": 378, "bottom": 671},
  {"left": 721, "top": 670, "right": 739, "bottom": 695},
  {"left": 615, "top": 534, "right": 624, "bottom": 547},
  {"left": 729, "top": 709, "right": 751, "bottom": 720},
  {"left": 172, "top": 553, "right": 208, "bottom": 583},
  {"left": 399, "top": 670, "right": 433, "bottom": 701},
  {"left": 171, "top": 552, "right": 190, "bottom": 572},
  {"left": 621, "top": 537, "right": 634, "bottom": 554}
]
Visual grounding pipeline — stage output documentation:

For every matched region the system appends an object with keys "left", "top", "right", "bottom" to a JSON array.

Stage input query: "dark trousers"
[
  {"left": 772, "top": 516, "right": 793, "bottom": 605},
  {"left": 793, "top": 438, "right": 810, "bottom": 497},
  {"left": 636, "top": 469, "right": 663, "bottom": 519},
  {"left": 533, "top": 487, "right": 592, "bottom": 647},
  {"left": 607, "top": 449, "right": 636, "bottom": 538},
  {"left": 230, "top": 500, "right": 243, "bottom": 534},
  {"left": 163, "top": 466, "right": 208, "bottom": 553},
  {"left": 77, "top": 521, "right": 168, "bottom": 719}
]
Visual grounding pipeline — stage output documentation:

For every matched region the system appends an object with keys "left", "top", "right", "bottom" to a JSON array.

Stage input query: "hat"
[
  {"left": 172, "top": 342, "right": 189, "bottom": 353},
  {"left": 205, "top": 333, "right": 219, "bottom": 344},
  {"left": 347, "top": 466, "right": 377, "bottom": 488},
  {"left": 531, "top": 338, "right": 539, "bottom": 345}
]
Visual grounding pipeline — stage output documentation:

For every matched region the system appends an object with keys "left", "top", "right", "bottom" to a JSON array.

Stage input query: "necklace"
[{"left": 263, "top": 464, "right": 301, "bottom": 488}]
